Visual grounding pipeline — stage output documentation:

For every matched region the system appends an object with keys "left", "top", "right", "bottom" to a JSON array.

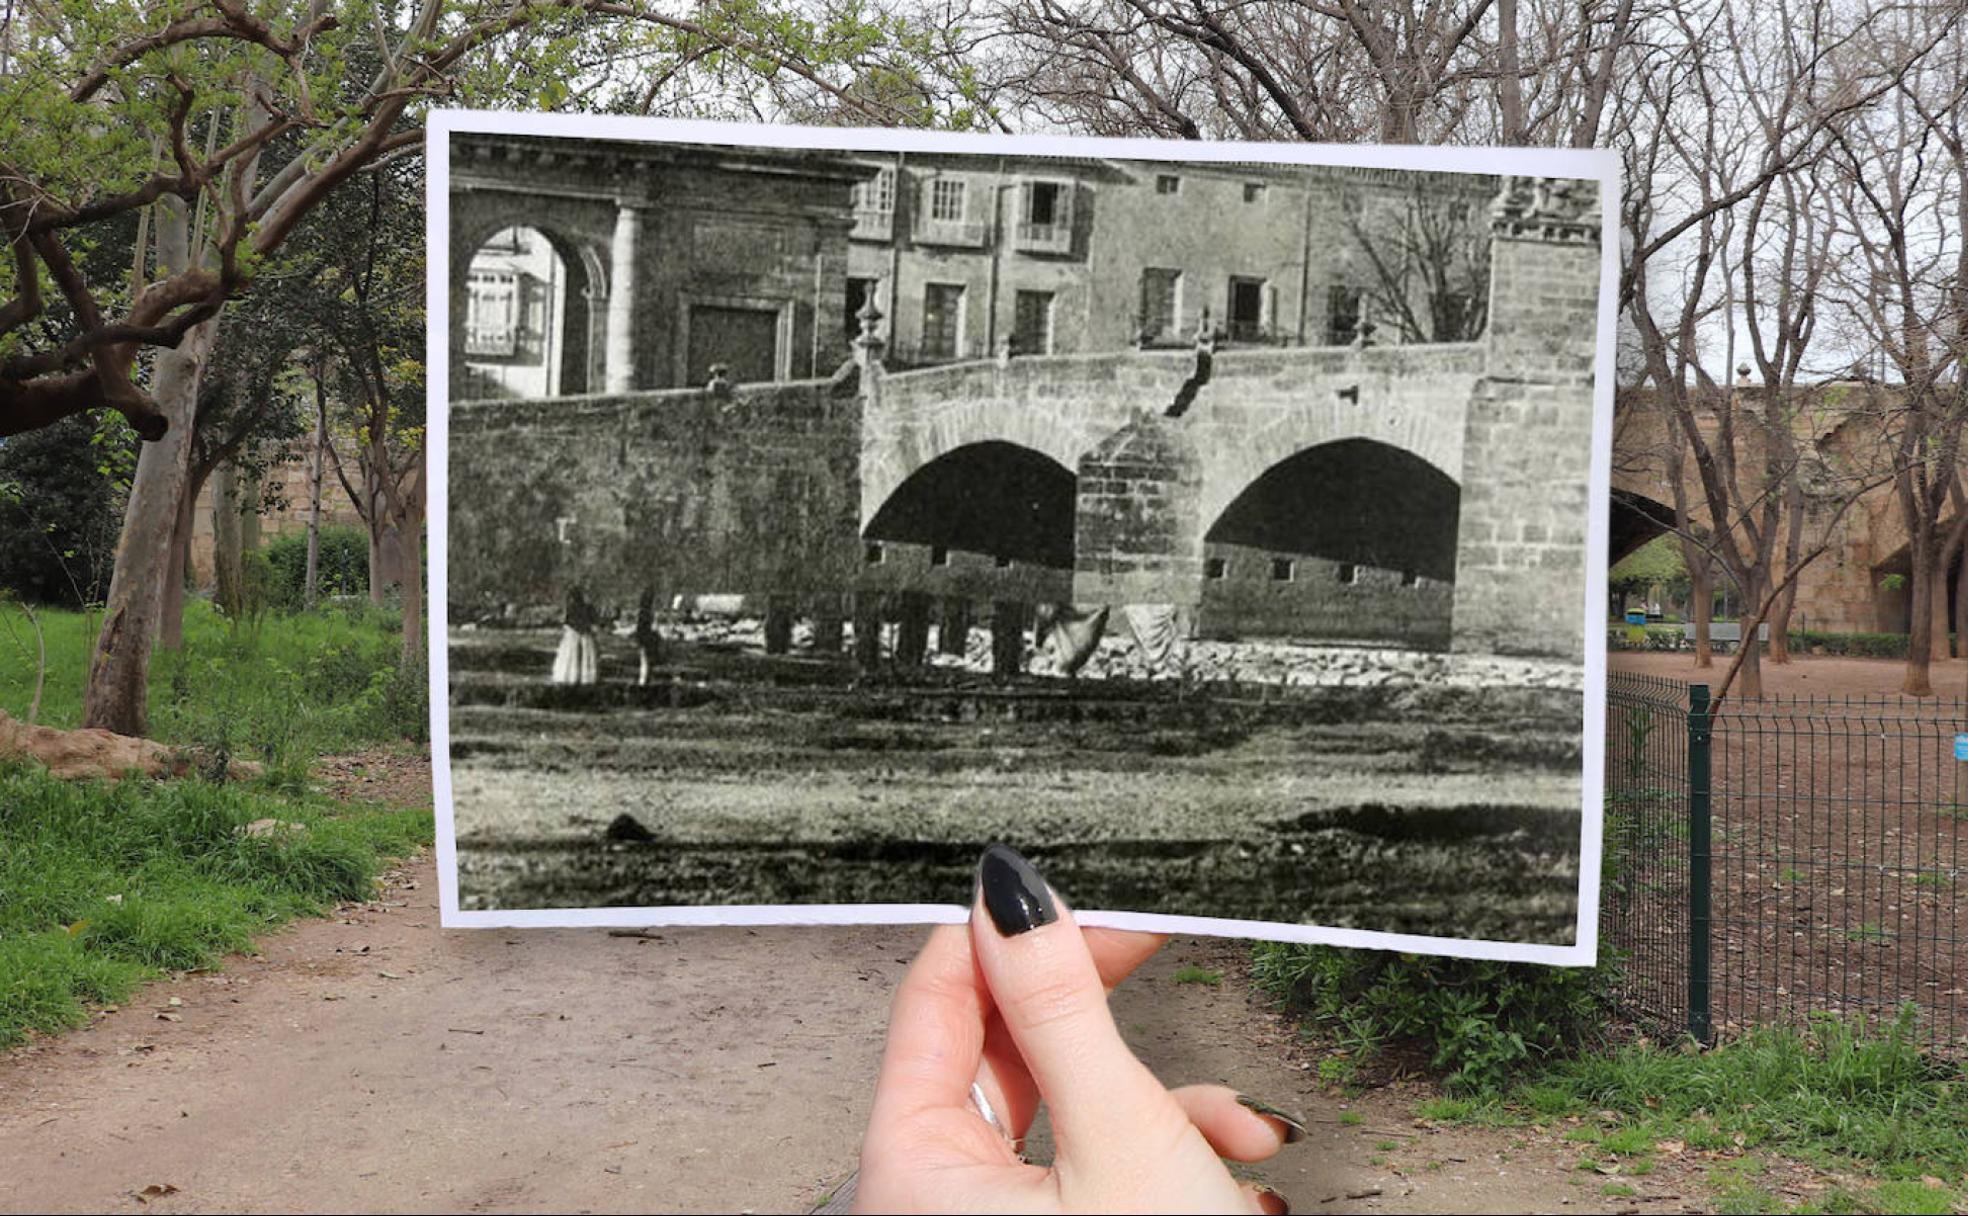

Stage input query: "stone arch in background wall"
[
  {"left": 1609, "top": 488, "right": 1677, "bottom": 567},
  {"left": 446, "top": 189, "right": 621, "bottom": 401},
  {"left": 455, "top": 224, "right": 604, "bottom": 400}
]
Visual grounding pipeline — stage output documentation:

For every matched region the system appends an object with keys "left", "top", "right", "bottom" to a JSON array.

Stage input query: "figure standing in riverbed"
[{"left": 551, "top": 585, "right": 600, "bottom": 686}]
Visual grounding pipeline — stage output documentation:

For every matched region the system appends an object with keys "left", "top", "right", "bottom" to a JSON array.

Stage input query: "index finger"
[{"left": 864, "top": 923, "right": 986, "bottom": 1131}]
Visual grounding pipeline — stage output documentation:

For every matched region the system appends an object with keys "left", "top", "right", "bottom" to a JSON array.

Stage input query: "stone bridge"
[
  {"left": 852, "top": 178, "right": 1604, "bottom": 658},
  {"left": 447, "top": 173, "right": 1605, "bottom": 659}
]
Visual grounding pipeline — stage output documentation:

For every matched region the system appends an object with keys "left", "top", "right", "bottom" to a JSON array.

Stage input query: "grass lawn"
[
  {"left": 0, "top": 599, "right": 432, "bottom": 1047},
  {"left": 1414, "top": 1009, "right": 1968, "bottom": 1215}
]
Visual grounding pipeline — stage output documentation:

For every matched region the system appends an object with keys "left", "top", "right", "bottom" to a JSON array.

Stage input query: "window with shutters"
[{"left": 1139, "top": 268, "right": 1183, "bottom": 342}]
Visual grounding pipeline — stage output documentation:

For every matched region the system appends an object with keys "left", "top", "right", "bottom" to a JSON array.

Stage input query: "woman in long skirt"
[{"left": 551, "top": 585, "right": 600, "bottom": 685}]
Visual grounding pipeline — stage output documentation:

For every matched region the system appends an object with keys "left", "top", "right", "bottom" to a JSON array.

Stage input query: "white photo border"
[{"left": 426, "top": 107, "right": 1619, "bottom": 967}]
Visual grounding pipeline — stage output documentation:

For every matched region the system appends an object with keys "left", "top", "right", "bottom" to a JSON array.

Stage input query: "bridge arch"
[
  {"left": 859, "top": 362, "right": 1119, "bottom": 529},
  {"left": 1195, "top": 437, "right": 1461, "bottom": 647},
  {"left": 1192, "top": 375, "right": 1469, "bottom": 531},
  {"left": 864, "top": 440, "right": 1077, "bottom": 569},
  {"left": 1204, "top": 438, "right": 1462, "bottom": 582}
]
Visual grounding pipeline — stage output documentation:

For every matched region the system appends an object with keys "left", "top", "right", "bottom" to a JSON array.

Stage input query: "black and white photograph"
[{"left": 430, "top": 112, "right": 1615, "bottom": 960}]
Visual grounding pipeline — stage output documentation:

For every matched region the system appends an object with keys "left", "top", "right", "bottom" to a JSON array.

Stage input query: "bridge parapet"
[{"left": 862, "top": 341, "right": 1487, "bottom": 534}]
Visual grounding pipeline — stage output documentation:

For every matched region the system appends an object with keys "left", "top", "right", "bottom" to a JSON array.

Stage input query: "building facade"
[
  {"left": 836, "top": 153, "right": 1499, "bottom": 369},
  {"left": 455, "top": 138, "right": 1500, "bottom": 400}
]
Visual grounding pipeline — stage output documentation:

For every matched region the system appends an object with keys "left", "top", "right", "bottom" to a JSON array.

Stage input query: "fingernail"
[
  {"left": 1237, "top": 1094, "right": 1309, "bottom": 1144},
  {"left": 1252, "top": 1183, "right": 1292, "bottom": 1214},
  {"left": 976, "top": 843, "right": 1058, "bottom": 936}
]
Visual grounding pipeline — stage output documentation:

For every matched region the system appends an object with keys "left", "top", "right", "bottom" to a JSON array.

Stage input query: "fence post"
[{"left": 1687, "top": 682, "right": 1715, "bottom": 1047}]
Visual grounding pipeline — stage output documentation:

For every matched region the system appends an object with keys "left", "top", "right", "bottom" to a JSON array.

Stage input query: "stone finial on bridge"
[
  {"left": 1490, "top": 176, "right": 1600, "bottom": 245},
  {"left": 853, "top": 295, "right": 887, "bottom": 376}
]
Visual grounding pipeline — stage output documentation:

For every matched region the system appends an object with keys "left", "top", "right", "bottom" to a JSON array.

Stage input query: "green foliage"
[
  {"left": 1610, "top": 536, "right": 1687, "bottom": 597},
  {"left": 0, "top": 764, "right": 430, "bottom": 1046},
  {"left": 1509, "top": 1008, "right": 1968, "bottom": 1183},
  {"left": 1249, "top": 943, "right": 1611, "bottom": 1093},
  {"left": 0, "top": 603, "right": 423, "bottom": 763},
  {"left": 1786, "top": 630, "right": 1920, "bottom": 659},
  {"left": 1171, "top": 964, "right": 1223, "bottom": 986},
  {"left": 1606, "top": 626, "right": 1922, "bottom": 657},
  {"left": 0, "top": 414, "right": 126, "bottom": 606},
  {"left": 262, "top": 525, "right": 371, "bottom": 611}
]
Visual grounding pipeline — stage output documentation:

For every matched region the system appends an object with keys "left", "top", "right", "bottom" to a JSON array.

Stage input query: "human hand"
[{"left": 853, "top": 844, "right": 1301, "bottom": 1213}]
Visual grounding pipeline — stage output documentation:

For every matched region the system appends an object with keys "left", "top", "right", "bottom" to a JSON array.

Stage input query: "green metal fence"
[{"left": 1603, "top": 672, "right": 1968, "bottom": 1050}]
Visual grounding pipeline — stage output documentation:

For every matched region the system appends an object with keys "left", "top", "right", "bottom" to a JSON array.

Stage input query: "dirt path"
[
  {"left": 0, "top": 853, "right": 1697, "bottom": 1214},
  {"left": 1610, "top": 649, "right": 1968, "bottom": 698}
]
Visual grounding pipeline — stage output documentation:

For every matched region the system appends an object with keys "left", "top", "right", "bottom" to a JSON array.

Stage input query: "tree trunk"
[
  {"left": 82, "top": 326, "right": 216, "bottom": 734},
  {"left": 1904, "top": 533, "right": 1935, "bottom": 697},
  {"left": 84, "top": 195, "right": 220, "bottom": 736},
  {"left": 239, "top": 463, "right": 262, "bottom": 554},
  {"left": 158, "top": 463, "right": 211, "bottom": 650},
  {"left": 212, "top": 461, "right": 243, "bottom": 619},
  {"left": 1931, "top": 551, "right": 1952, "bottom": 663},
  {"left": 304, "top": 387, "right": 326, "bottom": 609},
  {"left": 1955, "top": 541, "right": 1968, "bottom": 664},
  {"left": 1735, "top": 572, "right": 1766, "bottom": 699},
  {"left": 396, "top": 523, "right": 423, "bottom": 667},
  {"left": 1688, "top": 554, "right": 1714, "bottom": 667},
  {"left": 368, "top": 517, "right": 397, "bottom": 606},
  {"left": 1767, "top": 493, "right": 1807, "bottom": 665}
]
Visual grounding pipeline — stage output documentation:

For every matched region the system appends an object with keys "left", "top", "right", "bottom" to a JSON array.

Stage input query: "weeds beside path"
[{"left": 0, "top": 604, "right": 432, "bottom": 1049}]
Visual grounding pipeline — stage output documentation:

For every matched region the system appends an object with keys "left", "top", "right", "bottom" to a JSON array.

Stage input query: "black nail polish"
[
  {"left": 977, "top": 843, "right": 1058, "bottom": 936},
  {"left": 1237, "top": 1095, "right": 1309, "bottom": 1144}
]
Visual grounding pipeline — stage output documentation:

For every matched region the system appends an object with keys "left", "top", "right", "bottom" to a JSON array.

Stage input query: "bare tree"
[{"left": 1820, "top": 10, "right": 1968, "bottom": 695}]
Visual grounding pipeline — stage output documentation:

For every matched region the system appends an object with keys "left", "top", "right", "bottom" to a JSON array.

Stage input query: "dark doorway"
[
  {"left": 1013, "top": 290, "right": 1053, "bottom": 355},
  {"left": 1228, "top": 277, "right": 1266, "bottom": 341},
  {"left": 922, "top": 283, "right": 964, "bottom": 360},
  {"left": 687, "top": 305, "right": 779, "bottom": 385}
]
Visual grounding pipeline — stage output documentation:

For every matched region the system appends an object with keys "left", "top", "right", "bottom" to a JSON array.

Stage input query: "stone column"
[
  {"left": 937, "top": 597, "right": 971, "bottom": 656},
  {"left": 991, "top": 601, "right": 1026, "bottom": 678},
  {"left": 895, "top": 592, "right": 930, "bottom": 666},
  {"left": 1450, "top": 176, "right": 1602, "bottom": 659},
  {"left": 605, "top": 202, "right": 642, "bottom": 393},
  {"left": 853, "top": 592, "right": 885, "bottom": 672}
]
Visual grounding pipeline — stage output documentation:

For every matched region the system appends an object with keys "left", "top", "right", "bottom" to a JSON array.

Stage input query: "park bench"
[{"left": 1682, "top": 621, "right": 1769, "bottom": 653}]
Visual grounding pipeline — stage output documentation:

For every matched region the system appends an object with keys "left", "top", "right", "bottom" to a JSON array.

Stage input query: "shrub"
[
  {"left": 262, "top": 526, "right": 369, "bottom": 611},
  {"left": 1250, "top": 944, "right": 1612, "bottom": 1093},
  {"left": 1786, "top": 629, "right": 1918, "bottom": 659}
]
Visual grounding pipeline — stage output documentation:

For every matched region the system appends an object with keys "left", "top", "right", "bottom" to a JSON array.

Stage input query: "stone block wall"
[
  {"left": 1450, "top": 180, "right": 1603, "bottom": 660},
  {"left": 1451, "top": 376, "right": 1594, "bottom": 657},
  {"left": 1197, "top": 544, "right": 1453, "bottom": 646},
  {"left": 446, "top": 381, "right": 861, "bottom": 622},
  {"left": 1073, "top": 414, "right": 1206, "bottom": 606}
]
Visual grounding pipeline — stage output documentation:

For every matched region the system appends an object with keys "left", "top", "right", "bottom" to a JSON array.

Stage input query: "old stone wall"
[
  {"left": 1073, "top": 415, "right": 1206, "bottom": 606},
  {"left": 1197, "top": 544, "right": 1454, "bottom": 646},
  {"left": 1451, "top": 219, "right": 1601, "bottom": 659},
  {"left": 446, "top": 381, "right": 861, "bottom": 622}
]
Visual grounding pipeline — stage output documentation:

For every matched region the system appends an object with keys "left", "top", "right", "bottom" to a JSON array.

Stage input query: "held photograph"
[{"left": 429, "top": 112, "right": 1616, "bottom": 961}]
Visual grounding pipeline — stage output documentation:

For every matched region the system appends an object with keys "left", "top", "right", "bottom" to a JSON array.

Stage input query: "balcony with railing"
[
  {"left": 465, "top": 323, "right": 519, "bottom": 358},
  {"left": 851, "top": 207, "right": 894, "bottom": 242},
  {"left": 913, "top": 215, "right": 988, "bottom": 248},
  {"left": 1012, "top": 220, "right": 1073, "bottom": 256}
]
